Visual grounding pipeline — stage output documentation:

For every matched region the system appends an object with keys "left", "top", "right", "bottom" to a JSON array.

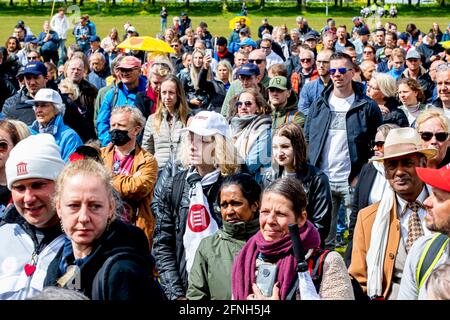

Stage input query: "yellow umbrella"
[
  {"left": 117, "top": 36, "right": 175, "bottom": 53},
  {"left": 229, "top": 16, "right": 251, "bottom": 30},
  {"left": 439, "top": 40, "right": 450, "bottom": 49}
]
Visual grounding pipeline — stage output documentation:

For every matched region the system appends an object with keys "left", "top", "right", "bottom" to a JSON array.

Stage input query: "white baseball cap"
[
  {"left": 184, "top": 111, "right": 228, "bottom": 137},
  {"left": 26, "top": 88, "right": 65, "bottom": 114}
]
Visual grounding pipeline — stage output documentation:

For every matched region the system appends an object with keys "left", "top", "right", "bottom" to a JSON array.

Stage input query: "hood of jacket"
[{"left": 221, "top": 218, "right": 260, "bottom": 241}]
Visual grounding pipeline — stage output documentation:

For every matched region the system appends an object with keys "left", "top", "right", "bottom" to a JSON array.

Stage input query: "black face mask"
[{"left": 110, "top": 129, "right": 131, "bottom": 146}]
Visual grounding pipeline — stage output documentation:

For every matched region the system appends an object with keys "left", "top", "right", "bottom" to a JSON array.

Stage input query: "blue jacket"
[
  {"left": 304, "top": 81, "right": 383, "bottom": 183},
  {"left": 36, "top": 31, "right": 59, "bottom": 52},
  {"left": 30, "top": 114, "right": 83, "bottom": 162},
  {"left": 96, "top": 76, "right": 147, "bottom": 146},
  {"left": 297, "top": 77, "right": 328, "bottom": 116}
]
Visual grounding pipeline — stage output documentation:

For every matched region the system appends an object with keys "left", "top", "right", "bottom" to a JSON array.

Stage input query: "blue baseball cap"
[
  {"left": 23, "top": 61, "right": 47, "bottom": 77},
  {"left": 238, "top": 38, "right": 257, "bottom": 48},
  {"left": 90, "top": 35, "right": 101, "bottom": 42},
  {"left": 236, "top": 63, "right": 260, "bottom": 77},
  {"left": 24, "top": 35, "right": 38, "bottom": 44}
]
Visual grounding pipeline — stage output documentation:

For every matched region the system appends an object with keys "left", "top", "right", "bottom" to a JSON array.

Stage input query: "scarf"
[
  {"left": 146, "top": 85, "right": 158, "bottom": 114},
  {"left": 366, "top": 185, "right": 395, "bottom": 298},
  {"left": 232, "top": 220, "right": 320, "bottom": 300},
  {"left": 230, "top": 114, "right": 271, "bottom": 159},
  {"left": 217, "top": 48, "right": 230, "bottom": 60},
  {"left": 183, "top": 168, "right": 220, "bottom": 273}
]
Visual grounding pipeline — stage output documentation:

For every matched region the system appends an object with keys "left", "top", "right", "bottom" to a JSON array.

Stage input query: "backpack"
[{"left": 416, "top": 233, "right": 449, "bottom": 290}]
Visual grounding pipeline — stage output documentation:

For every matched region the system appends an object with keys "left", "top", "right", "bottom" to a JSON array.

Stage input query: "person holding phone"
[{"left": 231, "top": 177, "right": 354, "bottom": 300}]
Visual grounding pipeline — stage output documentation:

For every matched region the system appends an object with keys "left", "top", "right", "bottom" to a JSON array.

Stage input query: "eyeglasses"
[
  {"left": 300, "top": 58, "right": 312, "bottom": 63},
  {"left": 329, "top": 67, "right": 352, "bottom": 75},
  {"left": 0, "top": 141, "right": 9, "bottom": 152},
  {"left": 235, "top": 100, "right": 253, "bottom": 108},
  {"left": 367, "top": 84, "right": 380, "bottom": 91},
  {"left": 370, "top": 140, "right": 385, "bottom": 149},
  {"left": 248, "top": 59, "right": 265, "bottom": 64},
  {"left": 118, "top": 68, "right": 138, "bottom": 73},
  {"left": 27, "top": 56, "right": 39, "bottom": 60},
  {"left": 419, "top": 131, "right": 449, "bottom": 142}
]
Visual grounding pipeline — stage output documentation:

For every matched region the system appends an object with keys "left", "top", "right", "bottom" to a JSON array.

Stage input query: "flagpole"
[{"left": 50, "top": 0, "right": 57, "bottom": 19}]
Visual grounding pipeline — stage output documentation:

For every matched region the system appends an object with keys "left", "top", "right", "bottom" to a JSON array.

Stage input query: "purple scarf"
[{"left": 231, "top": 220, "right": 320, "bottom": 300}]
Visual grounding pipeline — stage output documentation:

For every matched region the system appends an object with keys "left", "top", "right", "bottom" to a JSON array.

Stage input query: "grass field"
[{"left": 1, "top": 3, "right": 449, "bottom": 46}]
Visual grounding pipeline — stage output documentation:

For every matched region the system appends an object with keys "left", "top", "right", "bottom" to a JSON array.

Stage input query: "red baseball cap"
[
  {"left": 416, "top": 164, "right": 450, "bottom": 193},
  {"left": 118, "top": 56, "right": 141, "bottom": 69}
]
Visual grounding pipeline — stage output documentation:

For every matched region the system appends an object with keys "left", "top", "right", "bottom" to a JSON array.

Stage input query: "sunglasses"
[
  {"left": 419, "top": 131, "right": 449, "bottom": 142},
  {"left": 0, "top": 141, "right": 9, "bottom": 152},
  {"left": 329, "top": 67, "right": 353, "bottom": 75},
  {"left": 248, "top": 59, "right": 265, "bottom": 64},
  {"left": 118, "top": 68, "right": 137, "bottom": 73},
  {"left": 370, "top": 140, "right": 385, "bottom": 149},
  {"left": 171, "top": 44, "right": 179, "bottom": 48},
  {"left": 235, "top": 100, "right": 253, "bottom": 108},
  {"left": 300, "top": 58, "right": 312, "bottom": 63}
]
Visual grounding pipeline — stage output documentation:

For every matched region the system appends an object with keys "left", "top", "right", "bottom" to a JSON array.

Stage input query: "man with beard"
[
  {"left": 349, "top": 128, "right": 436, "bottom": 299},
  {"left": 298, "top": 49, "right": 332, "bottom": 116},
  {"left": 398, "top": 164, "right": 450, "bottom": 299}
]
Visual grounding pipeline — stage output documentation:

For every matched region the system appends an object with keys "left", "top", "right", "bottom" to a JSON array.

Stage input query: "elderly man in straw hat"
[{"left": 349, "top": 127, "right": 437, "bottom": 300}]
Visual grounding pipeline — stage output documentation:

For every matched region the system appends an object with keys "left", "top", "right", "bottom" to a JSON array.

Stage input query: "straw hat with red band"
[
  {"left": 371, "top": 127, "right": 437, "bottom": 162},
  {"left": 416, "top": 164, "right": 450, "bottom": 193}
]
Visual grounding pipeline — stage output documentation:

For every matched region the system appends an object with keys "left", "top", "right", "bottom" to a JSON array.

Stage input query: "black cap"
[{"left": 216, "top": 37, "right": 227, "bottom": 46}]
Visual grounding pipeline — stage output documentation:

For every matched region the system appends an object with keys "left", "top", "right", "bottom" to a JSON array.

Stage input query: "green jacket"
[
  {"left": 186, "top": 218, "right": 259, "bottom": 300},
  {"left": 271, "top": 91, "right": 305, "bottom": 130}
]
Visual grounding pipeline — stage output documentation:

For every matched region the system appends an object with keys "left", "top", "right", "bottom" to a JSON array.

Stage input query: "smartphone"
[
  {"left": 205, "top": 48, "right": 213, "bottom": 57},
  {"left": 256, "top": 264, "right": 278, "bottom": 297}
]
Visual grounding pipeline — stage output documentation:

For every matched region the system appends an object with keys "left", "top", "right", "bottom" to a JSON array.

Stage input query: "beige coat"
[{"left": 349, "top": 201, "right": 401, "bottom": 298}]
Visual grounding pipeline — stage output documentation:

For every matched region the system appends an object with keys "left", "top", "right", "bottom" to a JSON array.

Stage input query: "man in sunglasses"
[
  {"left": 305, "top": 52, "right": 383, "bottom": 250},
  {"left": 259, "top": 35, "right": 283, "bottom": 69},
  {"left": 221, "top": 50, "right": 269, "bottom": 116},
  {"left": 290, "top": 47, "right": 319, "bottom": 96},
  {"left": 97, "top": 56, "right": 147, "bottom": 147}
]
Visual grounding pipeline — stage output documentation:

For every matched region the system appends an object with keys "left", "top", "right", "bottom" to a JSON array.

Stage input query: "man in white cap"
[
  {"left": 349, "top": 127, "right": 437, "bottom": 300},
  {"left": 0, "top": 134, "right": 65, "bottom": 299},
  {"left": 153, "top": 111, "right": 240, "bottom": 300}
]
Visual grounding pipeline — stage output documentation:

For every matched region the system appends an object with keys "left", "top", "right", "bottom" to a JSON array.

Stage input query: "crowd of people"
[{"left": 0, "top": 7, "right": 449, "bottom": 301}]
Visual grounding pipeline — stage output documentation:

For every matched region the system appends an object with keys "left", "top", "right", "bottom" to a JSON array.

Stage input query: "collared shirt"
[{"left": 396, "top": 187, "right": 431, "bottom": 247}]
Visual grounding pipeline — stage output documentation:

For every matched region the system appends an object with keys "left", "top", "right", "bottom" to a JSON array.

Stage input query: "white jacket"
[{"left": 0, "top": 223, "right": 65, "bottom": 300}]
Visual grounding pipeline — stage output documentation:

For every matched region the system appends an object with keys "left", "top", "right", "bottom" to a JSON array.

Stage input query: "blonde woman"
[
  {"left": 416, "top": 108, "right": 450, "bottom": 168},
  {"left": 142, "top": 75, "right": 190, "bottom": 170},
  {"left": 58, "top": 78, "right": 80, "bottom": 102},
  {"left": 177, "top": 49, "right": 212, "bottom": 112},
  {"left": 153, "top": 111, "right": 240, "bottom": 300},
  {"left": 43, "top": 159, "right": 165, "bottom": 300}
]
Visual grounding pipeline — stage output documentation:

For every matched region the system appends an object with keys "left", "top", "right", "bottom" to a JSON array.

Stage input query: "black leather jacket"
[
  {"left": 152, "top": 167, "right": 223, "bottom": 300},
  {"left": 261, "top": 163, "right": 332, "bottom": 247}
]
